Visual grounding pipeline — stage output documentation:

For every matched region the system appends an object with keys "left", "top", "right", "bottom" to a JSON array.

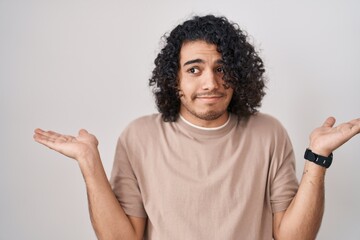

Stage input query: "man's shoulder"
[
  {"left": 250, "top": 112, "right": 283, "bottom": 126},
  {"left": 118, "top": 113, "right": 173, "bottom": 147},
  {"left": 127, "top": 113, "right": 163, "bottom": 127},
  {"left": 121, "top": 113, "right": 167, "bottom": 137},
  {"left": 245, "top": 112, "right": 288, "bottom": 134}
]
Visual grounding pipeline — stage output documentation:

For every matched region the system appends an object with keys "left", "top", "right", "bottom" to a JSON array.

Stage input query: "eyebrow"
[
  {"left": 183, "top": 59, "right": 224, "bottom": 67},
  {"left": 183, "top": 59, "right": 204, "bottom": 66}
]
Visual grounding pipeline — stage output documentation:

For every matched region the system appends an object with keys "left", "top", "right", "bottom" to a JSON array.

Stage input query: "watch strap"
[{"left": 304, "top": 148, "right": 333, "bottom": 168}]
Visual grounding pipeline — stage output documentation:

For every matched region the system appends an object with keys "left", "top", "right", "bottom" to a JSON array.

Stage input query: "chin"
[{"left": 195, "top": 110, "right": 227, "bottom": 121}]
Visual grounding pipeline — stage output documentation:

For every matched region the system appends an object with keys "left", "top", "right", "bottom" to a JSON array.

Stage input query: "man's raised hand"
[
  {"left": 33, "top": 128, "right": 99, "bottom": 162},
  {"left": 309, "top": 117, "right": 360, "bottom": 157}
]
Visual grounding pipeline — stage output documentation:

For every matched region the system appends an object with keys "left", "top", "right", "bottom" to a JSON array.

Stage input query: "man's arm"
[
  {"left": 33, "top": 129, "right": 146, "bottom": 240},
  {"left": 273, "top": 162, "right": 325, "bottom": 240},
  {"left": 273, "top": 117, "right": 360, "bottom": 240}
]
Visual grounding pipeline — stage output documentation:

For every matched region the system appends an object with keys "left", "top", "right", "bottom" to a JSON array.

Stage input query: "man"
[{"left": 33, "top": 15, "right": 360, "bottom": 239}]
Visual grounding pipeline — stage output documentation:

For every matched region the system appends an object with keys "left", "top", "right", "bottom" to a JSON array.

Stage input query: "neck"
[
  {"left": 179, "top": 111, "right": 230, "bottom": 128},
  {"left": 179, "top": 114, "right": 231, "bottom": 130}
]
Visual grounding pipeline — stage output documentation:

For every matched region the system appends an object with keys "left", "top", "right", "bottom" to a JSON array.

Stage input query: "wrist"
[
  {"left": 77, "top": 149, "right": 102, "bottom": 175},
  {"left": 304, "top": 148, "right": 333, "bottom": 169},
  {"left": 308, "top": 145, "right": 332, "bottom": 157}
]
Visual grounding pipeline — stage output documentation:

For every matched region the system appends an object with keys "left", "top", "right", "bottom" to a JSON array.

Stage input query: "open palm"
[
  {"left": 310, "top": 117, "right": 360, "bottom": 156},
  {"left": 33, "top": 128, "right": 99, "bottom": 161}
]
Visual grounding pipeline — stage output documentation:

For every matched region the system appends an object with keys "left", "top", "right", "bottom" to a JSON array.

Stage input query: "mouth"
[
  {"left": 195, "top": 92, "right": 225, "bottom": 98},
  {"left": 197, "top": 95, "right": 223, "bottom": 99},
  {"left": 195, "top": 94, "right": 225, "bottom": 103}
]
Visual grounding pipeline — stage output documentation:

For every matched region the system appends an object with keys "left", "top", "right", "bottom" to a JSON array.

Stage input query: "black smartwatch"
[{"left": 304, "top": 148, "right": 333, "bottom": 168}]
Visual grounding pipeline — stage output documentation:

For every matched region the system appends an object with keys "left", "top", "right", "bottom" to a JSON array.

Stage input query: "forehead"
[{"left": 179, "top": 40, "right": 221, "bottom": 63}]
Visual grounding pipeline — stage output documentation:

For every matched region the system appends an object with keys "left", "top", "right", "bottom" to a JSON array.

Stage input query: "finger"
[
  {"left": 348, "top": 118, "right": 360, "bottom": 126},
  {"left": 33, "top": 133, "right": 58, "bottom": 149},
  {"left": 352, "top": 124, "right": 360, "bottom": 134},
  {"left": 34, "top": 129, "right": 67, "bottom": 143},
  {"left": 34, "top": 128, "right": 50, "bottom": 136},
  {"left": 34, "top": 128, "right": 43, "bottom": 133},
  {"left": 33, "top": 131, "right": 58, "bottom": 143},
  {"left": 322, "top": 116, "right": 336, "bottom": 128},
  {"left": 78, "top": 129, "right": 98, "bottom": 146},
  {"left": 79, "top": 129, "right": 88, "bottom": 136},
  {"left": 47, "top": 130, "right": 63, "bottom": 138},
  {"left": 34, "top": 128, "right": 61, "bottom": 138},
  {"left": 338, "top": 118, "right": 360, "bottom": 134},
  {"left": 33, "top": 130, "right": 57, "bottom": 142},
  {"left": 33, "top": 129, "right": 53, "bottom": 142},
  {"left": 349, "top": 120, "right": 360, "bottom": 134}
]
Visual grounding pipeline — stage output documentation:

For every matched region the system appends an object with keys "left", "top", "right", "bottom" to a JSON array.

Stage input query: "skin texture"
[
  {"left": 33, "top": 40, "right": 360, "bottom": 239},
  {"left": 178, "top": 41, "right": 234, "bottom": 127}
]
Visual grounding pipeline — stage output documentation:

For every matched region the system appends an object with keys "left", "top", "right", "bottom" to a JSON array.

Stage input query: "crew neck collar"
[
  {"left": 179, "top": 114, "right": 231, "bottom": 131},
  {"left": 177, "top": 113, "right": 238, "bottom": 139}
]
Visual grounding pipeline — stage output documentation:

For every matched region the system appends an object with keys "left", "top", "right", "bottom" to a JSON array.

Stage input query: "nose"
[{"left": 201, "top": 69, "right": 219, "bottom": 91}]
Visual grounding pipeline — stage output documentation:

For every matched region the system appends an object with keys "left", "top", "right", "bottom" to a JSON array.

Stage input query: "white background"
[{"left": 1, "top": 0, "right": 359, "bottom": 239}]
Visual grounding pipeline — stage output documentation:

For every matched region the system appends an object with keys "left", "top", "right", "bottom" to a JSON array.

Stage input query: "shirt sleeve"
[
  {"left": 269, "top": 124, "right": 299, "bottom": 213},
  {"left": 109, "top": 134, "right": 147, "bottom": 218}
]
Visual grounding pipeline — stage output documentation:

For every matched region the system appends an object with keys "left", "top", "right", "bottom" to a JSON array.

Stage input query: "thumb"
[
  {"left": 78, "top": 129, "right": 98, "bottom": 146},
  {"left": 322, "top": 116, "right": 336, "bottom": 128},
  {"left": 78, "top": 129, "right": 89, "bottom": 136}
]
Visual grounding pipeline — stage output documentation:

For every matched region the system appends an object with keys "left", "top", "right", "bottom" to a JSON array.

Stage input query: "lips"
[
  {"left": 197, "top": 95, "right": 222, "bottom": 99},
  {"left": 194, "top": 92, "right": 225, "bottom": 98},
  {"left": 194, "top": 94, "right": 225, "bottom": 104}
]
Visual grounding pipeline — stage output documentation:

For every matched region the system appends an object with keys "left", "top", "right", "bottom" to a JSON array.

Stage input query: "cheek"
[
  {"left": 226, "top": 89, "right": 234, "bottom": 100},
  {"left": 179, "top": 80, "right": 195, "bottom": 95}
]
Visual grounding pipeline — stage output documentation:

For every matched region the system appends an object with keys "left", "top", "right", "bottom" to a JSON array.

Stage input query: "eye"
[
  {"left": 187, "top": 67, "right": 200, "bottom": 74},
  {"left": 216, "top": 66, "right": 224, "bottom": 73}
]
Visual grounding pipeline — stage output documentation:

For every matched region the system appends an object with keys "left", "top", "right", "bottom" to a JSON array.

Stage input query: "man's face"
[{"left": 178, "top": 40, "right": 234, "bottom": 127}]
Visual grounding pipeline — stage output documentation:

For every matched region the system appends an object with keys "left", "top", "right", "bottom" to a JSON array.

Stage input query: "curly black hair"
[{"left": 149, "top": 15, "right": 266, "bottom": 122}]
